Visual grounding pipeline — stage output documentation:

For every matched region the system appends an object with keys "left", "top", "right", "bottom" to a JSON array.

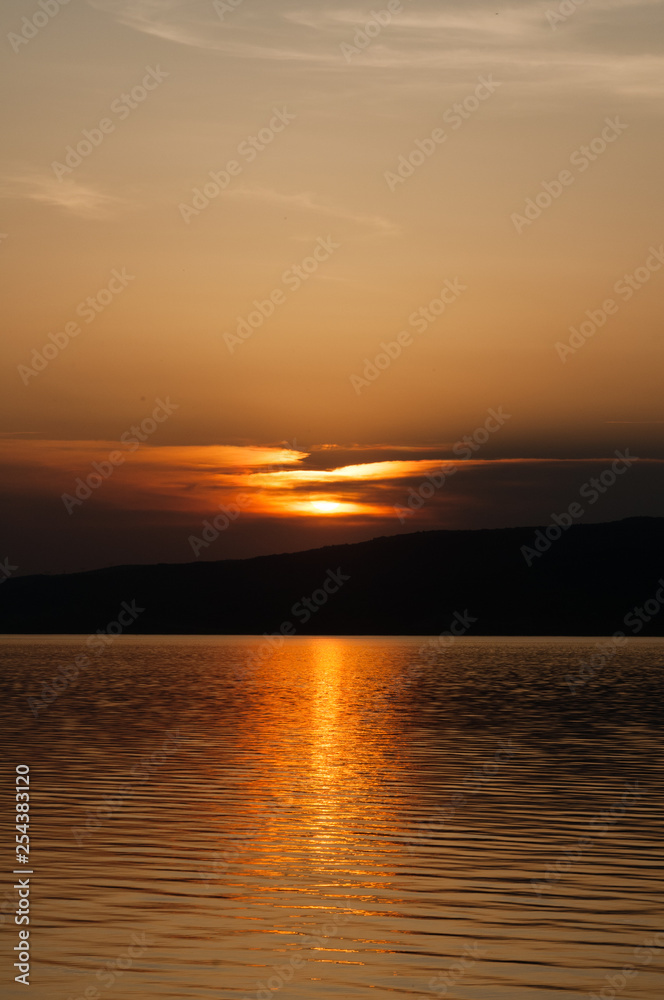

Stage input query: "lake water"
[{"left": 1, "top": 636, "right": 663, "bottom": 1000}]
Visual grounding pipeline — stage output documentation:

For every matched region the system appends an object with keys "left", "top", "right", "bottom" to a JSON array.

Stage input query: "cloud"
[
  {"left": 87, "top": 0, "right": 328, "bottom": 61},
  {"left": 224, "top": 186, "right": 399, "bottom": 237},
  {"left": 0, "top": 173, "right": 123, "bottom": 219},
  {"left": 0, "top": 431, "right": 42, "bottom": 438},
  {"left": 2, "top": 438, "right": 663, "bottom": 575},
  {"left": 3, "top": 436, "right": 661, "bottom": 527},
  {"left": 284, "top": 4, "right": 542, "bottom": 37},
  {"left": 86, "top": 0, "right": 664, "bottom": 102}
]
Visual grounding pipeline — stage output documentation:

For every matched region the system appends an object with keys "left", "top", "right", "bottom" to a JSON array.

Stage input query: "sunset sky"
[{"left": 1, "top": 0, "right": 663, "bottom": 574}]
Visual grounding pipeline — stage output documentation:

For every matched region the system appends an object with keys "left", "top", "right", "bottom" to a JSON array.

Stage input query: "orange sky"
[{"left": 1, "top": 0, "right": 663, "bottom": 573}]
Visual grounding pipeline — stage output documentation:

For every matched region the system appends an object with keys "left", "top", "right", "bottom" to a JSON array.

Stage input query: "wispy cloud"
[
  {"left": 0, "top": 173, "right": 123, "bottom": 219},
  {"left": 87, "top": 0, "right": 329, "bottom": 61},
  {"left": 224, "top": 186, "right": 399, "bottom": 238},
  {"left": 0, "top": 431, "right": 43, "bottom": 438},
  {"left": 86, "top": 0, "right": 664, "bottom": 101}
]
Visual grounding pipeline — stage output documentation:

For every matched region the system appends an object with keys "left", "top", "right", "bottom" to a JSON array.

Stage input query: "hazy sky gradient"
[{"left": 1, "top": 0, "right": 663, "bottom": 572}]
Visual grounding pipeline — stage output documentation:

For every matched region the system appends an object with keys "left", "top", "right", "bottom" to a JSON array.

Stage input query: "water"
[{"left": 1, "top": 636, "right": 663, "bottom": 1000}]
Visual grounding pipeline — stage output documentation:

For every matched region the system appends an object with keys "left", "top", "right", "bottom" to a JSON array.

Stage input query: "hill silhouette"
[{"left": 1, "top": 517, "right": 663, "bottom": 636}]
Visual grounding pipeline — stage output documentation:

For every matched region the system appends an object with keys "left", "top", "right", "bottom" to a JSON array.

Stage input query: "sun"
[{"left": 310, "top": 500, "right": 343, "bottom": 514}]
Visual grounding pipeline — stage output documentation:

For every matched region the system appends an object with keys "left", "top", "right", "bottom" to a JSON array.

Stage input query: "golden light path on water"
[{"left": 1, "top": 636, "right": 663, "bottom": 1000}]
